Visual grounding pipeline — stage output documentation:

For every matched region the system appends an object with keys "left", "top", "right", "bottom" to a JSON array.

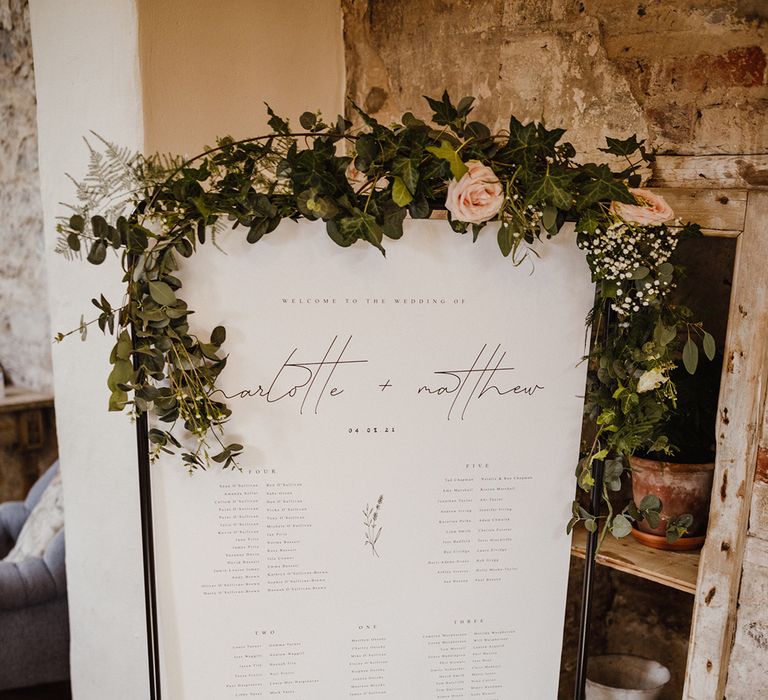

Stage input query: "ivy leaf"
[
  {"left": 423, "top": 91, "right": 459, "bottom": 127},
  {"left": 265, "top": 103, "right": 290, "bottom": 135},
  {"left": 682, "top": 337, "right": 699, "bottom": 374},
  {"left": 576, "top": 209, "right": 602, "bottom": 235},
  {"left": 703, "top": 332, "right": 716, "bottom": 361},
  {"left": 325, "top": 220, "right": 355, "bottom": 248},
  {"left": 392, "top": 156, "right": 419, "bottom": 194},
  {"left": 148, "top": 281, "right": 177, "bottom": 307},
  {"left": 599, "top": 134, "right": 646, "bottom": 157},
  {"left": 381, "top": 203, "right": 407, "bottom": 240},
  {"left": 577, "top": 164, "right": 634, "bottom": 209},
  {"left": 391, "top": 176, "right": 414, "bottom": 207},
  {"left": 525, "top": 168, "right": 574, "bottom": 209},
  {"left": 425, "top": 140, "right": 468, "bottom": 181},
  {"left": 339, "top": 210, "right": 385, "bottom": 254}
]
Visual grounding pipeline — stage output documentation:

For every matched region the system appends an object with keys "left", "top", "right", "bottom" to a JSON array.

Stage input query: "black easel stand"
[
  {"left": 133, "top": 327, "right": 162, "bottom": 700},
  {"left": 574, "top": 302, "right": 612, "bottom": 700}
]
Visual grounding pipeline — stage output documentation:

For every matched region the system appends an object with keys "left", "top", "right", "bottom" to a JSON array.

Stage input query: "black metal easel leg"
[
  {"left": 574, "top": 301, "right": 612, "bottom": 700},
  {"left": 136, "top": 410, "right": 162, "bottom": 699},
  {"left": 132, "top": 315, "right": 162, "bottom": 699},
  {"left": 573, "top": 458, "right": 604, "bottom": 700}
]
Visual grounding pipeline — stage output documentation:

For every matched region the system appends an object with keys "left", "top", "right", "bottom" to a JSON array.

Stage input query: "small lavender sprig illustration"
[{"left": 363, "top": 495, "right": 384, "bottom": 558}]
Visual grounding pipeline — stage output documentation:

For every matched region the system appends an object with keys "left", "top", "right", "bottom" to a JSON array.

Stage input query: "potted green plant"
[{"left": 627, "top": 353, "right": 720, "bottom": 550}]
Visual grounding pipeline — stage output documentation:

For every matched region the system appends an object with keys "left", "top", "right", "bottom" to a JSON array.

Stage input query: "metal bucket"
[{"left": 586, "top": 655, "right": 671, "bottom": 699}]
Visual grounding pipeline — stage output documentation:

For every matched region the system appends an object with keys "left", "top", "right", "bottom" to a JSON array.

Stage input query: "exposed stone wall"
[
  {"left": 342, "top": 1, "right": 767, "bottom": 697},
  {"left": 0, "top": 0, "right": 50, "bottom": 392},
  {"left": 343, "top": 0, "right": 767, "bottom": 162}
]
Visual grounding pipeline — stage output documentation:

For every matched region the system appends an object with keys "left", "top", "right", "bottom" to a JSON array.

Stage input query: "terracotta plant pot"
[{"left": 630, "top": 455, "right": 715, "bottom": 545}]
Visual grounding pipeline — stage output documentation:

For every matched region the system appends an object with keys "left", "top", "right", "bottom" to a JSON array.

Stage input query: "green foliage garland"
[{"left": 56, "top": 93, "right": 714, "bottom": 542}]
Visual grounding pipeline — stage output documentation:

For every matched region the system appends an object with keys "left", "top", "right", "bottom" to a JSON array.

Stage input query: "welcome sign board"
[{"left": 151, "top": 219, "right": 593, "bottom": 698}]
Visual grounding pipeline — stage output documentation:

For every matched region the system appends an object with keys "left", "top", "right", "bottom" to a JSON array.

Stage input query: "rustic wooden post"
[{"left": 683, "top": 189, "right": 768, "bottom": 698}]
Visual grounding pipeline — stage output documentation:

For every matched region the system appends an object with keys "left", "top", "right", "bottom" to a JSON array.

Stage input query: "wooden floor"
[{"left": 0, "top": 683, "right": 71, "bottom": 700}]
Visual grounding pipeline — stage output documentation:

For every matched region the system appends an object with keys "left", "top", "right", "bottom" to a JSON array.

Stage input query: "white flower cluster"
[
  {"left": 578, "top": 221, "right": 679, "bottom": 316},
  {"left": 509, "top": 194, "right": 545, "bottom": 235}
]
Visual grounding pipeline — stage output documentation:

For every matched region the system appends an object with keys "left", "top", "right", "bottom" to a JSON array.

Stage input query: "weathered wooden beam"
[
  {"left": 650, "top": 188, "right": 747, "bottom": 232},
  {"left": 684, "top": 190, "right": 768, "bottom": 699},
  {"left": 651, "top": 155, "right": 768, "bottom": 190}
]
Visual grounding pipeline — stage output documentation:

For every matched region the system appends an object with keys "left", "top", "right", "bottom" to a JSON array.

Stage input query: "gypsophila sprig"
[
  {"left": 578, "top": 220, "right": 684, "bottom": 316},
  {"left": 55, "top": 92, "right": 714, "bottom": 545}
]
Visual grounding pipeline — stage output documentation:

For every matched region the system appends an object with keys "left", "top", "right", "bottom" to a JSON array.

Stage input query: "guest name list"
[{"left": 152, "top": 220, "right": 593, "bottom": 699}]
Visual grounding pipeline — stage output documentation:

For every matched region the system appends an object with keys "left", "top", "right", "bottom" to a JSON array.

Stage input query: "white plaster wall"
[
  {"left": 29, "top": 0, "right": 345, "bottom": 696},
  {"left": 28, "top": 1, "right": 147, "bottom": 698}
]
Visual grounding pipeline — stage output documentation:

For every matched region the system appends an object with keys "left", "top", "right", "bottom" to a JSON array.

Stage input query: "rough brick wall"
[
  {"left": 343, "top": 0, "right": 767, "bottom": 162},
  {"left": 342, "top": 1, "right": 767, "bottom": 698},
  {"left": 0, "top": 0, "right": 51, "bottom": 392}
]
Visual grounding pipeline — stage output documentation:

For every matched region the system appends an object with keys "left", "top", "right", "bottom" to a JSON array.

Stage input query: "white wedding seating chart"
[{"left": 152, "top": 219, "right": 594, "bottom": 699}]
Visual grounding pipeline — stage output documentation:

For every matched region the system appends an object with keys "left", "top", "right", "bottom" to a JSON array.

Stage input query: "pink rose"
[
  {"left": 445, "top": 160, "right": 504, "bottom": 224},
  {"left": 611, "top": 188, "right": 675, "bottom": 226}
]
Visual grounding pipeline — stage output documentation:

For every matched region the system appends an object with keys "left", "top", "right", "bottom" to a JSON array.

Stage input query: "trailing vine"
[{"left": 56, "top": 92, "right": 714, "bottom": 541}]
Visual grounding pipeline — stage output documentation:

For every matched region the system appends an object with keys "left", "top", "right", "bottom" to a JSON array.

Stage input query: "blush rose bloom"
[
  {"left": 445, "top": 160, "right": 504, "bottom": 224},
  {"left": 611, "top": 188, "right": 675, "bottom": 226}
]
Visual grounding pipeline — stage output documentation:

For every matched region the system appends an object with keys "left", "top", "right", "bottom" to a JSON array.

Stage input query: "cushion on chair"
[{"left": 4, "top": 472, "right": 64, "bottom": 563}]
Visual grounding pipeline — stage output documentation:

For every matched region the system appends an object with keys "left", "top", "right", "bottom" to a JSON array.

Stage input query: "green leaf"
[
  {"left": 497, "top": 221, "right": 517, "bottom": 257},
  {"left": 525, "top": 168, "right": 574, "bottom": 209},
  {"left": 423, "top": 91, "right": 460, "bottom": 127},
  {"left": 425, "top": 140, "right": 468, "bottom": 181},
  {"left": 338, "top": 210, "right": 385, "bottom": 253},
  {"left": 69, "top": 214, "right": 85, "bottom": 232},
  {"left": 639, "top": 494, "right": 661, "bottom": 512},
  {"left": 148, "top": 281, "right": 177, "bottom": 307},
  {"left": 91, "top": 215, "right": 109, "bottom": 239},
  {"left": 682, "top": 336, "right": 699, "bottom": 374},
  {"left": 599, "top": 134, "right": 646, "bottom": 157},
  {"left": 703, "top": 332, "right": 716, "bottom": 361},
  {"left": 392, "top": 176, "right": 414, "bottom": 206},
  {"left": 610, "top": 514, "right": 633, "bottom": 538},
  {"left": 646, "top": 510, "right": 661, "bottom": 529},
  {"left": 211, "top": 326, "right": 226, "bottom": 346},
  {"left": 299, "top": 111, "right": 316, "bottom": 130},
  {"left": 108, "top": 389, "right": 128, "bottom": 412},
  {"left": 630, "top": 265, "right": 650, "bottom": 280},
  {"left": 107, "top": 358, "right": 133, "bottom": 392},
  {"left": 381, "top": 204, "right": 406, "bottom": 240},
  {"left": 577, "top": 164, "right": 634, "bottom": 209},
  {"left": 67, "top": 232, "right": 81, "bottom": 252},
  {"left": 326, "top": 220, "right": 355, "bottom": 248},
  {"left": 87, "top": 240, "right": 107, "bottom": 265},
  {"left": 392, "top": 156, "right": 419, "bottom": 194},
  {"left": 541, "top": 205, "right": 558, "bottom": 232}
]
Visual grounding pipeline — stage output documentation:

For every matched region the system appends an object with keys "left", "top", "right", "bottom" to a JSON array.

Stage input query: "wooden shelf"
[
  {"left": 0, "top": 385, "right": 55, "bottom": 414},
  {"left": 571, "top": 526, "right": 700, "bottom": 594}
]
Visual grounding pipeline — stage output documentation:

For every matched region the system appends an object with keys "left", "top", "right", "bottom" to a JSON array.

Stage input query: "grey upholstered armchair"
[{"left": 0, "top": 462, "right": 70, "bottom": 690}]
